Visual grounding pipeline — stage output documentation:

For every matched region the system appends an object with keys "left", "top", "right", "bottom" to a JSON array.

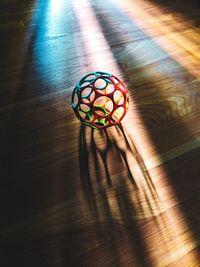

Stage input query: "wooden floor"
[{"left": 0, "top": 0, "right": 200, "bottom": 266}]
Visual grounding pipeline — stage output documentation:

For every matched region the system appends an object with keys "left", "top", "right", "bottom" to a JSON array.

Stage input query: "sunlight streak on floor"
[
  {"left": 73, "top": 0, "right": 121, "bottom": 75},
  {"left": 114, "top": 0, "right": 200, "bottom": 79},
  {"left": 72, "top": 0, "right": 199, "bottom": 265}
]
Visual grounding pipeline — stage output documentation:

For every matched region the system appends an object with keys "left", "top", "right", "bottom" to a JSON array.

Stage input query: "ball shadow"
[{"left": 78, "top": 123, "right": 165, "bottom": 266}]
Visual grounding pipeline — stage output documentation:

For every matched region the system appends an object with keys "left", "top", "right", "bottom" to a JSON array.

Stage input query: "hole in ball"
[
  {"left": 82, "top": 98, "right": 90, "bottom": 104},
  {"left": 106, "top": 83, "right": 114, "bottom": 94},
  {"left": 81, "top": 87, "right": 92, "bottom": 98},
  {"left": 94, "top": 96, "right": 113, "bottom": 116},
  {"left": 89, "top": 91, "right": 95, "bottom": 102},
  {"left": 72, "top": 93, "right": 79, "bottom": 108},
  {"left": 111, "top": 107, "right": 124, "bottom": 122},
  {"left": 80, "top": 104, "right": 90, "bottom": 112},
  {"left": 114, "top": 90, "right": 124, "bottom": 105},
  {"left": 94, "top": 78, "right": 107, "bottom": 90}
]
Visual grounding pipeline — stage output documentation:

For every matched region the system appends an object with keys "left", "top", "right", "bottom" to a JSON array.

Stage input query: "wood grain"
[{"left": 0, "top": 0, "right": 200, "bottom": 266}]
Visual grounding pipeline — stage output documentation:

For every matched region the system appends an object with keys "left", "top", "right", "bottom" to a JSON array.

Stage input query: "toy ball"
[{"left": 71, "top": 71, "right": 129, "bottom": 129}]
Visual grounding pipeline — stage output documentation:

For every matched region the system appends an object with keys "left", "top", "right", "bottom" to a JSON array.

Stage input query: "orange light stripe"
[{"left": 115, "top": 0, "right": 200, "bottom": 79}]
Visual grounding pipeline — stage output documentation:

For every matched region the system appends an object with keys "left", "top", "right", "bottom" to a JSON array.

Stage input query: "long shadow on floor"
[
  {"left": 89, "top": 0, "right": 200, "bottom": 262},
  {"left": 79, "top": 123, "right": 169, "bottom": 266}
]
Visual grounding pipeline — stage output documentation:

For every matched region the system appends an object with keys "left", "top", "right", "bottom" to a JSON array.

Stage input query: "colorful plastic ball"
[{"left": 71, "top": 71, "right": 129, "bottom": 129}]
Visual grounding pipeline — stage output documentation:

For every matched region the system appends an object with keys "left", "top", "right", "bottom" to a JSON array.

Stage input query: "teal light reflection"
[{"left": 28, "top": 0, "right": 75, "bottom": 88}]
